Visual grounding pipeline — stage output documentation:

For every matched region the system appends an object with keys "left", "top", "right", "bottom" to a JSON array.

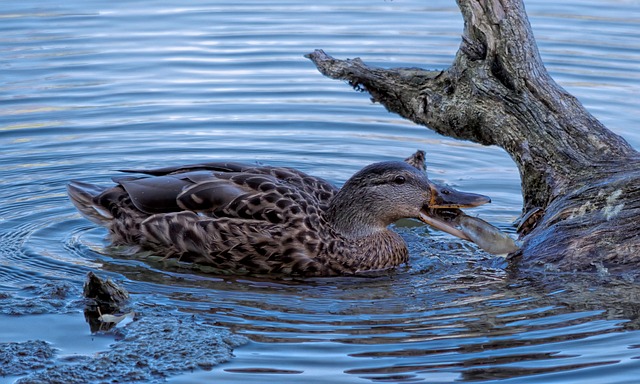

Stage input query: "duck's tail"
[{"left": 67, "top": 181, "right": 113, "bottom": 225}]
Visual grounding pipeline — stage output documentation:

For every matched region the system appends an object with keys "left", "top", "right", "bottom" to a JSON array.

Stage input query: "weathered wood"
[
  {"left": 83, "top": 272, "right": 131, "bottom": 332},
  {"left": 306, "top": 0, "right": 640, "bottom": 273}
]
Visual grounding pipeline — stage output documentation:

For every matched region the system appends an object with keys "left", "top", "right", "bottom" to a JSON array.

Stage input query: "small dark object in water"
[
  {"left": 83, "top": 272, "right": 131, "bottom": 333},
  {"left": 83, "top": 271, "right": 129, "bottom": 306}
]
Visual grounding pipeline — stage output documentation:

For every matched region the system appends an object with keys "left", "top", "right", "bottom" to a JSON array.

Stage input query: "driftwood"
[
  {"left": 306, "top": 0, "right": 640, "bottom": 273},
  {"left": 83, "top": 272, "right": 132, "bottom": 332}
]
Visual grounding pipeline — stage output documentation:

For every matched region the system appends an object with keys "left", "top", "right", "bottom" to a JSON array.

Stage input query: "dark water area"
[{"left": 2, "top": 0, "right": 640, "bottom": 382}]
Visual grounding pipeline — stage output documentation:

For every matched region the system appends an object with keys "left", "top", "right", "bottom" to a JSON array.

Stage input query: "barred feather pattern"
[{"left": 69, "top": 155, "right": 430, "bottom": 276}]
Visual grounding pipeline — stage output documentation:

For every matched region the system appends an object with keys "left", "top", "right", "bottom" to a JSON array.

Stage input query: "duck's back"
[
  {"left": 67, "top": 162, "right": 356, "bottom": 275},
  {"left": 117, "top": 162, "right": 338, "bottom": 216}
]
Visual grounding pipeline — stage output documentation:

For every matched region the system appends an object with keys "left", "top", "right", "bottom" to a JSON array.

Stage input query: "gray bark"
[{"left": 306, "top": 0, "right": 640, "bottom": 273}]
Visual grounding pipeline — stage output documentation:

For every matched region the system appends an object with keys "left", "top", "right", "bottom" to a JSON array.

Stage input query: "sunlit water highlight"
[{"left": 1, "top": 0, "right": 640, "bottom": 383}]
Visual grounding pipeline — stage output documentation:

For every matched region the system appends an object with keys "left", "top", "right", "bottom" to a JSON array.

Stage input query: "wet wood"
[
  {"left": 307, "top": 0, "right": 640, "bottom": 273},
  {"left": 83, "top": 271, "right": 129, "bottom": 306},
  {"left": 83, "top": 272, "right": 130, "bottom": 332}
]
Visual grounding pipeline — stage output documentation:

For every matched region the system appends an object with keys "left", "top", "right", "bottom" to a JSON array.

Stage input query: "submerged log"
[{"left": 306, "top": 0, "right": 640, "bottom": 273}]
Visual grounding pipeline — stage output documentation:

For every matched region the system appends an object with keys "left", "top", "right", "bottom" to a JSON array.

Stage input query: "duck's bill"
[
  {"left": 418, "top": 183, "right": 491, "bottom": 241},
  {"left": 427, "top": 182, "right": 491, "bottom": 209}
]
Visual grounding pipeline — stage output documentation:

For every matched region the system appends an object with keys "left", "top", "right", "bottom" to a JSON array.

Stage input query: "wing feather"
[
  {"left": 177, "top": 180, "right": 251, "bottom": 212},
  {"left": 114, "top": 162, "right": 339, "bottom": 222}
]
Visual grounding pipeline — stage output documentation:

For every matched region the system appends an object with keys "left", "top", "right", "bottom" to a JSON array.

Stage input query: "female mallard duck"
[{"left": 68, "top": 151, "right": 490, "bottom": 276}]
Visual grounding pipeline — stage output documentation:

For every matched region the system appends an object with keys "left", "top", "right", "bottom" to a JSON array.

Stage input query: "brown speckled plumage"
[{"left": 68, "top": 150, "right": 485, "bottom": 276}]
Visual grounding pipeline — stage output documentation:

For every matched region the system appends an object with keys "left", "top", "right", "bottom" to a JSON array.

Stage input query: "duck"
[{"left": 67, "top": 150, "right": 490, "bottom": 276}]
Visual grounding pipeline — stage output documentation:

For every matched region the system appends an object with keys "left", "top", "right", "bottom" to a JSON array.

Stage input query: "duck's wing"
[
  {"left": 245, "top": 165, "right": 338, "bottom": 206},
  {"left": 118, "top": 162, "right": 339, "bottom": 212},
  {"left": 114, "top": 166, "right": 337, "bottom": 224},
  {"left": 122, "top": 162, "right": 338, "bottom": 199},
  {"left": 113, "top": 171, "right": 247, "bottom": 215},
  {"left": 179, "top": 171, "right": 305, "bottom": 221}
]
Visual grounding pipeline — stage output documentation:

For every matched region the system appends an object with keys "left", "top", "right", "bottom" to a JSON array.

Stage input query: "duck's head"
[{"left": 327, "top": 161, "right": 490, "bottom": 239}]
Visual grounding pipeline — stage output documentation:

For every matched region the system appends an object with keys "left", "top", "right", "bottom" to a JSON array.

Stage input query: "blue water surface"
[{"left": 1, "top": 0, "right": 640, "bottom": 383}]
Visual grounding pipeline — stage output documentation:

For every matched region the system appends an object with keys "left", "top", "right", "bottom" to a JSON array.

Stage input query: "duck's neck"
[
  {"left": 353, "top": 230, "right": 409, "bottom": 270},
  {"left": 325, "top": 187, "right": 388, "bottom": 240}
]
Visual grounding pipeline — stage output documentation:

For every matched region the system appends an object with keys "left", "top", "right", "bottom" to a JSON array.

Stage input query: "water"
[{"left": 2, "top": 0, "right": 640, "bottom": 382}]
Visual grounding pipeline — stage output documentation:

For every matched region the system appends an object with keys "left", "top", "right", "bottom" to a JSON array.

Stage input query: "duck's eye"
[{"left": 393, "top": 175, "right": 406, "bottom": 185}]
